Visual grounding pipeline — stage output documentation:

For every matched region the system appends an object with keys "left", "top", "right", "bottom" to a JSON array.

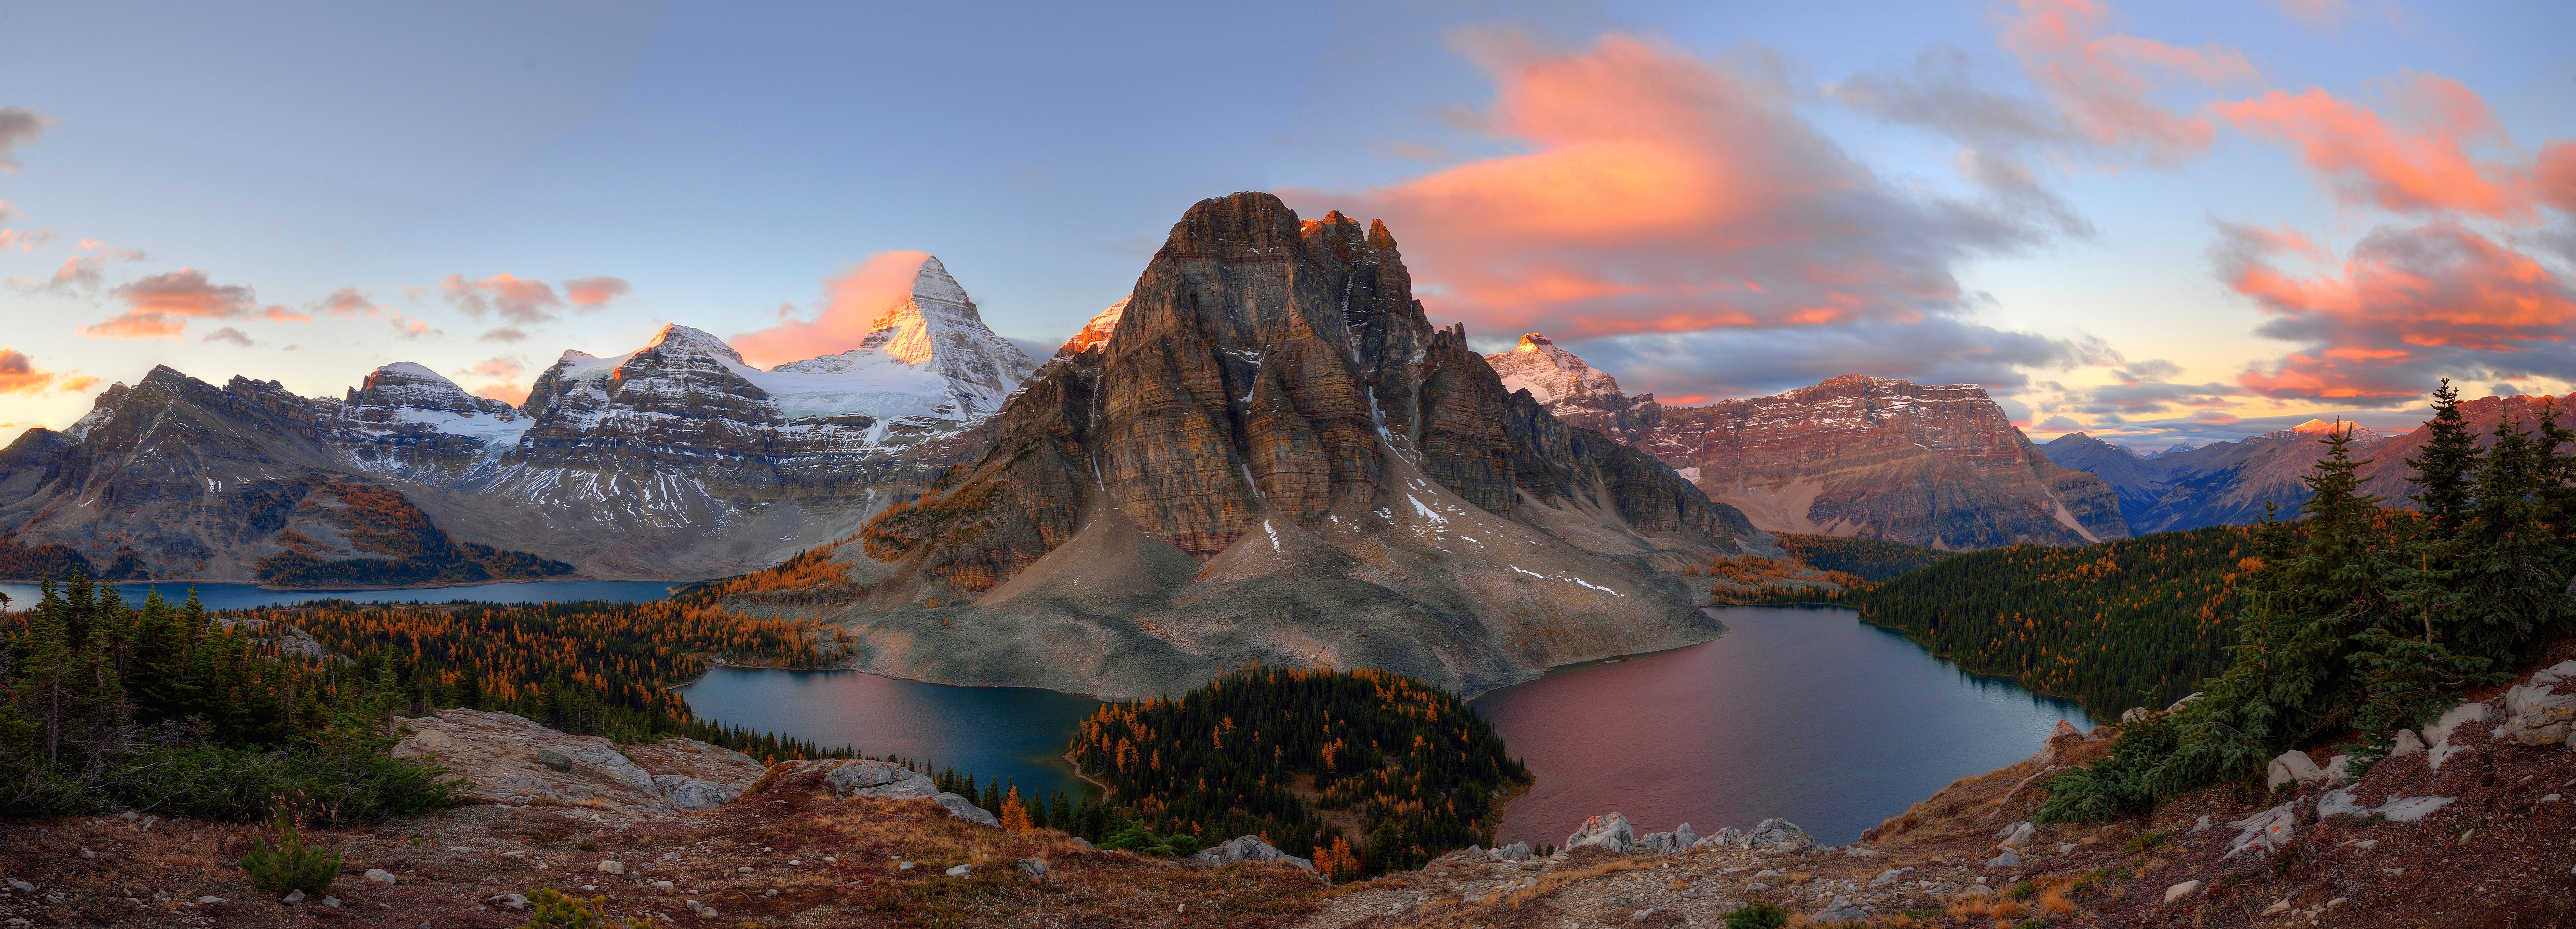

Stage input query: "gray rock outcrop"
[
  {"left": 1565, "top": 812, "right": 1636, "bottom": 854},
  {"left": 1185, "top": 835, "right": 1315, "bottom": 872}
]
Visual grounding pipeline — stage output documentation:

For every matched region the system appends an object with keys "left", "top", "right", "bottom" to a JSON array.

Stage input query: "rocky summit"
[
  {"left": 829, "top": 192, "right": 1769, "bottom": 698},
  {"left": 1492, "top": 337, "right": 2130, "bottom": 549}
]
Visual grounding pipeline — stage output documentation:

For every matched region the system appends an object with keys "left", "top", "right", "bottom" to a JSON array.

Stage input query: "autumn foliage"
[{"left": 1067, "top": 666, "right": 1528, "bottom": 879}]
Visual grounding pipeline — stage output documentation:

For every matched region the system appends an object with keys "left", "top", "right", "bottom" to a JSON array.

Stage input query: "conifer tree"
[
  {"left": 2406, "top": 378, "right": 2482, "bottom": 532},
  {"left": 2448, "top": 407, "right": 2576, "bottom": 663}
]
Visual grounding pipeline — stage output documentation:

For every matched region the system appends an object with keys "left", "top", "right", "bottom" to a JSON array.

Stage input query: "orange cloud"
[
  {"left": 2000, "top": 0, "right": 2256, "bottom": 165},
  {"left": 731, "top": 250, "right": 932, "bottom": 369},
  {"left": 2226, "top": 221, "right": 2576, "bottom": 402},
  {"left": 563, "top": 276, "right": 630, "bottom": 310},
  {"left": 2217, "top": 72, "right": 2527, "bottom": 218},
  {"left": 0, "top": 348, "right": 53, "bottom": 394},
  {"left": 85, "top": 269, "right": 272, "bottom": 339},
  {"left": 440, "top": 273, "right": 564, "bottom": 325},
  {"left": 467, "top": 356, "right": 530, "bottom": 406},
  {"left": 2540, "top": 141, "right": 2576, "bottom": 214},
  {"left": 2279, "top": 0, "right": 2350, "bottom": 28},
  {"left": 1294, "top": 33, "right": 2064, "bottom": 340}
]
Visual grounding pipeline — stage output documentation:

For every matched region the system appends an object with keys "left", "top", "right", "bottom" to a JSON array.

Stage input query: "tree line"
[
  {"left": 1064, "top": 667, "right": 1529, "bottom": 882},
  {"left": 0, "top": 574, "right": 861, "bottom": 822},
  {"left": 2042, "top": 381, "right": 2576, "bottom": 820}
]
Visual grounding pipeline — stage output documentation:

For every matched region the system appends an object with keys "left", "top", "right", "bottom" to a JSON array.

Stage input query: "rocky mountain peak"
[
  {"left": 1484, "top": 333, "right": 1658, "bottom": 443},
  {"left": 1057, "top": 297, "right": 1128, "bottom": 357},
  {"left": 764, "top": 254, "right": 1036, "bottom": 421},
  {"left": 640, "top": 324, "right": 749, "bottom": 367},
  {"left": 348, "top": 362, "right": 514, "bottom": 416}
]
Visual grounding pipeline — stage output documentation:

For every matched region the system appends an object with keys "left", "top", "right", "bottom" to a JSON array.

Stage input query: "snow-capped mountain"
[{"left": 0, "top": 256, "right": 1038, "bottom": 582}]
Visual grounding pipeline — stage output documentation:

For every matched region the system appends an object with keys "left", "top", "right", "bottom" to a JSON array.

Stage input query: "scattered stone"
[
  {"left": 2033, "top": 719, "right": 2085, "bottom": 764},
  {"left": 1484, "top": 841, "right": 1533, "bottom": 862},
  {"left": 2225, "top": 803, "right": 2299, "bottom": 859},
  {"left": 685, "top": 899, "right": 717, "bottom": 917},
  {"left": 1813, "top": 896, "right": 1868, "bottom": 924},
  {"left": 596, "top": 860, "right": 624, "bottom": 875},
  {"left": 489, "top": 893, "right": 528, "bottom": 909},
  {"left": 197, "top": 895, "right": 225, "bottom": 905},
  {"left": 2267, "top": 749, "right": 2327, "bottom": 789},
  {"left": 898, "top": 862, "right": 914, "bottom": 871},
  {"left": 2166, "top": 692, "right": 2205, "bottom": 712},
  {"left": 1634, "top": 823, "right": 1696, "bottom": 855},
  {"left": 1069, "top": 837, "right": 1093, "bottom": 850},
  {"left": 2262, "top": 898, "right": 2293, "bottom": 916},
  {"left": 6, "top": 879, "right": 32, "bottom": 892},
  {"left": 944, "top": 864, "right": 972, "bottom": 877},
  {"left": 281, "top": 889, "right": 304, "bottom": 905},
  {"left": 536, "top": 749, "right": 574, "bottom": 772},
  {"left": 364, "top": 869, "right": 398, "bottom": 885},
  {"left": 1869, "top": 867, "right": 1913, "bottom": 886},
  {"left": 653, "top": 880, "right": 674, "bottom": 890},
  {"left": 2189, "top": 814, "right": 2211, "bottom": 833},
  {"left": 2164, "top": 880, "right": 2202, "bottom": 903},
  {"left": 78, "top": 848, "right": 95, "bottom": 860},
  {"left": 1017, "top": 858, "right": 1048, "bottom": 880},
  {"left": 2121, "top": 707, "right": 2149, "bottom": 723},
  {"left": 118, "top": 811, "right": 137, "bottom": 820},
  {"left": 2423, "top": 701, "right": 2491, "bottom": 747},
  {"left": 323, "top": 897, "right": 340, "bottom": 908}
]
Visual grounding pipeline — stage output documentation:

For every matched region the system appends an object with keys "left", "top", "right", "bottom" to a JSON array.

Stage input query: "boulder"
[
  {"left": 1633, "top": 823, "right": 1696, "bottom": 855},
  {"left": 1486, "top": 841, "right": 1533, "bottom": 862},
  {"left": 1869, "top": 868, "right": 1913, "bottom": 886},
  {"left": 1812, "top": 897, "right": 1868, "bottom": 924},
  {"left": 2224, "top": 803, "right": 2298, "bottom": 859},
  {"left": 1185, "top": 835, "right": 1315, "bottom": 871},
  {"left": 2320, "top": 754, "right": 2352, "bottom": 785},
  {"left": 2530, "top": 660, "right": 2576, "bottom": 686},
  {"left": 2266, "top": 750, "right": 2326, "bottom": 790},
  {"left": 2497, "top": 682, "right": 2576, "bottom": 747},
  {"left": 536, "top": 749, "right": 574, "bottom": 772},
  {"left": 2166, "top": 692, "right": 2205, "bottom": 713},
  {"left": 393, "top": 710, "right": 758, "bottom": 817},
  {"left": 2389, "top": 729, "right": 2426, "bottom": 756},
  {"left": 824, "top": 760, "right": 942, "bottom": 800},
  {"left": 2164, "top": 880, "right": 2202, "bottom": 903},
  {"left": 1016, "top": 858, "right": 1047, "bottom": 880},
  {"left": 1746, "top": 818, "right": 1814, "bottom": 853},
  {"left": 2119, "top": 707, "right": 2149, "bottom": 724},
  {"left": 2033, "top": 719, "right": 2085, "bottom": 763},
  {"left": 1566, "top": 813, "right": 1636, "bottom": 854},
  {"left": 933, "top": 792, "right": 999, "bottom": 827},
  {"left": 2422, "top": 701, "right": 2491, "bottom": 747}
]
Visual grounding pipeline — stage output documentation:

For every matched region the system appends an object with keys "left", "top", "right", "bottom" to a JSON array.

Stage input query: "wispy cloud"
[
  {"left": 731, "top": 251, "right": 932, "bottom": 369},
  {"left": 84, "top": 269, "right": 296, "bottom": 339},
  {"left": 0, "top": 107, "right": 54, "bottom": 174}
]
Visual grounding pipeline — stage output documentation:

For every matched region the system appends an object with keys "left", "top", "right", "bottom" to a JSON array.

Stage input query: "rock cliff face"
[
  {"left": 1641, "top": 376, "right": 2128, "bottom": 548},
  {"left": 0, "top": 257, "right": 1032, "bottom": 582},
  {"left": 829, "top": 193, "right": 1769, "bottom": 699},
  {"left": 1491, "top": 338, "right": 2130, "bottom": 550}
]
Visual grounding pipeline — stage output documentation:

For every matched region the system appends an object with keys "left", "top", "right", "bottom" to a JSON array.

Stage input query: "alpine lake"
[{"left": 8, "top": 579, "right": 2088, "bottom": 847}]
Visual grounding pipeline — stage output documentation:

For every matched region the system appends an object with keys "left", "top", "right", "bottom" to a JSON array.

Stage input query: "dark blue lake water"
[
  {"left": 0, "top": 579, "right": 679, "bottom": 611},
  {"left": 676, "top": 668, "right": 1105, "bottom": 805},
  {"left": 1473, "top": 607, "right": 2090, "bottom": 848}
]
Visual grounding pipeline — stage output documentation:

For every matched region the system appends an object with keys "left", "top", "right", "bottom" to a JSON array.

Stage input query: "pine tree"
[
  {"left": 2406, "top": 378, "right": 2482, "bottom": 531},
  {"left": 999, "top": 786, "right": 1032, "bottom": 832},
  {"left": 2449, "top": 407, "right": 2576, "bottom": 663}
]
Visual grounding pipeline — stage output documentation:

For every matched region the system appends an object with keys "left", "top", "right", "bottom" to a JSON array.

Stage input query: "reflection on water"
[
  {"left": 1472, "top": 606, "right": 2088, "bottom": 848},
  {"left": 677, "top": 667, "right": 1103, "bottom": 804},
  {"left": 0, "top": 580, "right": 678, "bottom": 611}
]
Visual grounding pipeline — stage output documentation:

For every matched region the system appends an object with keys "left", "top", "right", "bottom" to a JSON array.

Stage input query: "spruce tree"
[
  {"left": 2405, "top": 378, "right": 2481, "bottom": 531},
  {"left": 2449, "top": 407, "right": 2576, "bottom": 663}
]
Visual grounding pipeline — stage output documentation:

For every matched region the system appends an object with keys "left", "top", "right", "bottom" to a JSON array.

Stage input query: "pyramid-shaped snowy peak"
[
  {"left": 760, "top": 256, "right": 1038, "bottom": 421},
  {"left": 1483, "top": 333, "right": 1623, "bottom": 405}
]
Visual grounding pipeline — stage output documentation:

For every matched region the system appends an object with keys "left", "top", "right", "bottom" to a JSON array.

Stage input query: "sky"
[{"left": 1, "top": 0, "right": 2570, "bottom": 451}]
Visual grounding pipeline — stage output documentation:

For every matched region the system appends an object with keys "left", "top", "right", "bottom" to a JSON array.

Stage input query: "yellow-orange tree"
[{"left": 1066, "top": 667, "right": 1527, "bottom": 878}]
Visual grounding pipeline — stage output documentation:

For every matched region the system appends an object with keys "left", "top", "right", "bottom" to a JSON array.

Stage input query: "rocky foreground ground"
[{"left": 2, "top": 649, "right": 2570, "bottom": 928}]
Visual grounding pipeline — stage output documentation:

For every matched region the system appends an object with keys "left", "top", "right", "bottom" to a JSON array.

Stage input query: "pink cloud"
[
  {"left": 731, "top": 250, "right": 932, "bottom": 369},
  {"left": 2000, "top": 0, "right": 2257, "bottom": 165},
  {"left": 2279, "top": 0, "right": 2350, "bottom": 28},
  {"left": 563, "top": 276, "right": 630, "bottom": 310},
  {"left": 85, "top": 269, "right": 266, "bottom": 339},
  {"left": 2217, "top": 72, "right": 2530, "bottom": 218},
  {"left": 2225, "top": 221, "right": 2576, "bottom": 402},
  {"left": 440, "top": 273, "right": 565, "bottom": 326},
  {"left": 312, "top": 286, "right": 381, "bottom": 317},
  {"left": 1287, "top": 33, "right": 2062, "bottom": 341}
]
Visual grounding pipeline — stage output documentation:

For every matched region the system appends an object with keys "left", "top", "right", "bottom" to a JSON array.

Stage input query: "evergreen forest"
[
  {"left": 1064, "top": 667, "right": 1529, "bottom": 882},
  {"left": 1771, "top": 533, "right": 1954, "bottom": 583},
  {"left": 2039, "top": 382, "right": 2576, "bottom": 821},
  {"left": 1826, "top": 524, "right": 2255, "bottom": 718},
  {"left": 0, "top": 575, "right": 857, "bottom": 823}
]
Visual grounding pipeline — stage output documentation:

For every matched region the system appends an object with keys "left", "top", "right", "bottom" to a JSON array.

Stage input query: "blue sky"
[{"left": 2, "top": 0, "right": 2570, "bottom": 449}]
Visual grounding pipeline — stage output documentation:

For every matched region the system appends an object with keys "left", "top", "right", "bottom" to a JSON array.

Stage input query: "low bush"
[{"left": 240, "top": 809, "right": 340, "bottom": 895}]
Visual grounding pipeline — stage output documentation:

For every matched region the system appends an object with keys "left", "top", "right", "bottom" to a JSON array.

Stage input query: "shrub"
[
  {"left": 240, "top": 809, "right": 340, "bottom": 895},
  {"left": 517, "top": 889, "right": 659, "bottom": 928},
  {"left": 1724, "top": 902, "right": 1788, "bottom": 929}
]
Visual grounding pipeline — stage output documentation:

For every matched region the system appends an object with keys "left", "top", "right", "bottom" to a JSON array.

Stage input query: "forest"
[
  {"left": 1770, "top": 533, "right": 1953, "bottom": 583},
  {"left": 1064, "top": 667, "right": 1529, "bottom": 882},
  {"left": 2040, "top": 383, "right": 2576, "bottom": 820},
  {"left": 0, "top": 576, "right": 857, "bottom": 823},
  {"left": 1825, "top": 524, "right": 2256, "bottom": 718}
]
